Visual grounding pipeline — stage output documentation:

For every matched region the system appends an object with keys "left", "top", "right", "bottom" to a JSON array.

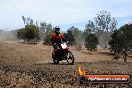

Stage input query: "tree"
[
  {"left": 39, "top": 22, "right": 47, "bottom": 40},
  {"left": 17, "top": 28, "right": 26, "bottom": 41},
  {"left": 68, "top": 26, "right": 83, "bottom": 44},
  {"left": 65, "top": 30, "right": 76, "bottom": 45},
  {"left": 84, "top": 20, "right": 96, "bottom": 37},
  {"left": 94, "top": 11, "right": 117, "bottom": 48},
  {"left": 40, "top": 22, "right": 53, "bottom": 35},
  {"left": 42, "top": 23, "right": 53, "bottom": 45},
  {"left": 109, "top": 24, "right": 132, "bottom": 62},
  {"left": 39, "top": 21, "right": 53, "bottom": 43},
  {"left": 22, "top": 16, "right": 33, "bottom": 25},
  {"left": 17, "top": 16, "right": 40, "bottom": 43},
  {"left": 24, "top": 24, "right": 40, "bottom": 42},
  {"left": 43, "top": 33, "right": 51, "bottom": 45},
  {"left": 109, "top": 30, "right": 122, "bottom": 54},
  {"left": 85, "top": 34, "right": 99, "bottom": 51},
  {"left": 95, "top": 10, "right": 117, "bottom": 32}
]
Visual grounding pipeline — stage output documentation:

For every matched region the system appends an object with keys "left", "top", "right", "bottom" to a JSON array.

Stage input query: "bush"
[
  {"left": 65, "top": 30, "right": 76, "bottom": 46},
  {"left": 17, "top": 24, "right": 40, "bottom": 43},
  {"left": 109, "top": 30, "right": 122, "bottom": 54},
  {"left": 43, "top": 33, "right": 51, "bottom": 45},
  {"left": 85, "top": 34, "right": 99, "bottom": 51},
  {"left": 17, "top": 16, "right": 40, "bottom": 43},
  {"left": 109, "top": 24, "right": 132, "bottom": 62},
  {"left": 17, "top": 28, "right": 26, "bottom": 41},
  {"left": 109, "top": 24, "right": 132, "bottom": 54}
]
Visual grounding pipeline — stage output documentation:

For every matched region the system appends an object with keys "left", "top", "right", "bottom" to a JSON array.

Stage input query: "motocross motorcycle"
[{"left": 52, "top": 41, "right": 74, "bottom": 65}]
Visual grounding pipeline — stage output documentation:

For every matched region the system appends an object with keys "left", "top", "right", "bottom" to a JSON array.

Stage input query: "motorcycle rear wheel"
[{"left": 66, "top": 51, "right": 74, "bottom": 65}]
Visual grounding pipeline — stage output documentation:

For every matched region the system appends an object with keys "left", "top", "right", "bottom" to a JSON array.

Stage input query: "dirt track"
[
  {"left": 1, "top": 40, "right": 131, "bottom": 64},
  {"left": 0, "top": 40, "right": 132, "bottom": 88}
]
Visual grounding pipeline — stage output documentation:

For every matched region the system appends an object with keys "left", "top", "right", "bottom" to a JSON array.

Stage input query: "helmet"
[{"left": 54, "top": 26, "right": 60, "bottom": 34}]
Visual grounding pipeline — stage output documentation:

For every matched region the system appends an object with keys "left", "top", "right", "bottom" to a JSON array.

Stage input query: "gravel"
[{"left": 0, "top": 61, "right": 132, "bottom": 88}]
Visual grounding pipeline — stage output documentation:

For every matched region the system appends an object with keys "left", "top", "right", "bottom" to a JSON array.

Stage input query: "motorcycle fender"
[{"left": 66, "top": 47, "right": 70, "bottom": 51}]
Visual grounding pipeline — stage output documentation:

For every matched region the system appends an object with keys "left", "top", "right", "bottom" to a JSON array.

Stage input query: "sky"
[{"left": 0, "top": 0, "right": 132, "bottom": 31}]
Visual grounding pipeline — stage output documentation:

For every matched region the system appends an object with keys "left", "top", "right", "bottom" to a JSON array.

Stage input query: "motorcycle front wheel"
[
  {"left": 66, "top": 51, "right": 74, "bottom": 65},
  {"left": 53, "top": 59, "right": 59, "bottom": 64}
]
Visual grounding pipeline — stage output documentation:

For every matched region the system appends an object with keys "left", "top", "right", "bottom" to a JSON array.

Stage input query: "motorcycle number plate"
[{"left": 61, "top": 43, "right": 67, "bottom": 49}]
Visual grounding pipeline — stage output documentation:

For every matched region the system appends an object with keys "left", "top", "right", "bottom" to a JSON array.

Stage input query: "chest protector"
[{"left": 52, "top": 32, "right": 64, "bottom": 42}]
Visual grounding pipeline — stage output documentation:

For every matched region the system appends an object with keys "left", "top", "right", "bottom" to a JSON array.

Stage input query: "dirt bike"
[{"left": 52, "top": 41, "right": 74, "bottom": 65}]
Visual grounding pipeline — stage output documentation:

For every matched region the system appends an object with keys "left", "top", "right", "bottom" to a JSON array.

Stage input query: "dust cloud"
[{"left": 0, "top": 30, "right": 17, "bottom": 41}]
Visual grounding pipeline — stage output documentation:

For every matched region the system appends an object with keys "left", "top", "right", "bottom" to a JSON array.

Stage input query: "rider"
[{"left": 51, "top": 26, "right": 66, "bottom": 50}]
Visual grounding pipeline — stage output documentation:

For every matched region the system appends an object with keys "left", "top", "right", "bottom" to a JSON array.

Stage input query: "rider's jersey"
[{"left": 51, "top": 32, "right": 65, "bottom": 46}]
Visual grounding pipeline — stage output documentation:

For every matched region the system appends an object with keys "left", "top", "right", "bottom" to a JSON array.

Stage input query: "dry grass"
[
  {"left": 0, "top": 40, "right": 131, "bottom": 65},
  {"left": 0, "top": 40, "right": 52, "bottom": 65}
]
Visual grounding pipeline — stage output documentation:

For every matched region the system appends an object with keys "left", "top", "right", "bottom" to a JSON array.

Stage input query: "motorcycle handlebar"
[
  {"left": 54, "top": 41, "right": 69, "bottom": 46},
  {"left": 66, "top": 41, "right": 69, "bottom": 43}
]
